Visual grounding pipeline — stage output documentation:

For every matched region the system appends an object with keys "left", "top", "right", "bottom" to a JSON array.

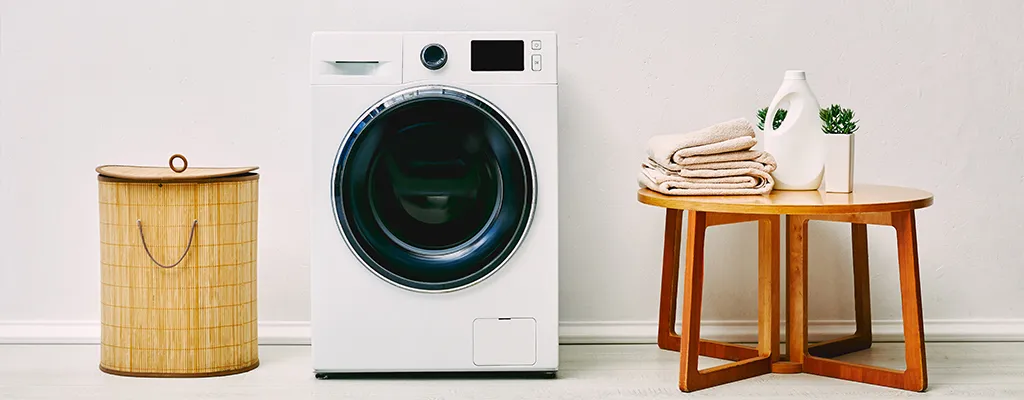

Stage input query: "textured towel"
[
  {"left": 638, "top": 160, "right": 775, "bottom": 196},
  {"left": 677, "top": 150, "right": 777, "bottom": 176},
  {"left": 647, "top": 118, "right": 758, "bottom": 171},
  {"left": 674, "top": 150, "right": 777, "bottom": 170}
]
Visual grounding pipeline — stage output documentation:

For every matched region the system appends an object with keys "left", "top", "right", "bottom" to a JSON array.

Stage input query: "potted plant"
[{"left": 820, "top": 104, "right": 859, "bottom": 193}]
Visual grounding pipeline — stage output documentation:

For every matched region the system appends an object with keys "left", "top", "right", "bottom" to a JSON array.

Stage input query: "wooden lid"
[{"left": 97, "top": 154, "right": 258, "bottom": 182}]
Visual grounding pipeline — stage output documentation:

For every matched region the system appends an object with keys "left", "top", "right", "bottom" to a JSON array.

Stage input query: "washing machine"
[{"left": 310, "top": 32, "right": 558, "bottom": 375}]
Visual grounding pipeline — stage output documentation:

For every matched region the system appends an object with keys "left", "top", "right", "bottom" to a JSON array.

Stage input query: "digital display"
[{"left": 471, "top": 40, "right": 524, "bottom": 71}]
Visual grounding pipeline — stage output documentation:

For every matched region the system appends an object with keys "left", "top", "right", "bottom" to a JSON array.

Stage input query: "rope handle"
[{"left": 137, "top": 219, "right": 197, "bottom": 269}]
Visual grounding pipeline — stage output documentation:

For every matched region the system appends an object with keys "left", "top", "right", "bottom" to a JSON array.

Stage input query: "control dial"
[{"left": 420, "top": 43, "right": 448, "bottom": 70}]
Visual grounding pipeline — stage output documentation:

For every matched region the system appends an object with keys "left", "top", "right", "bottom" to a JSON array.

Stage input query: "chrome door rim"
[{"left": 331, "top": 85, "right": 538, "bottom": 293}]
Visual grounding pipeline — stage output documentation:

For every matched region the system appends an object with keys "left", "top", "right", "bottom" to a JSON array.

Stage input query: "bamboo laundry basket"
[{"left": 97, "top": 154, "right": 260, "bottom": 377}]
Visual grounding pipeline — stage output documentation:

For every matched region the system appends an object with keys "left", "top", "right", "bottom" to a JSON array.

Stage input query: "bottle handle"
[{"left": 764, "top": 91, "right": 795, "bottom": 135}]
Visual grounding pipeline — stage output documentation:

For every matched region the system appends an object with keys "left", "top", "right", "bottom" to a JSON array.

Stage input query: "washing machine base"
[{"left": 314, "top": 370, "right": 557, "bottom": 380}]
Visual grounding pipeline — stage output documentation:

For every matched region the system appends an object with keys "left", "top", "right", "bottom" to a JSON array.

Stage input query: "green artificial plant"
[
  {"left": 819, "top": 104, "right": 859, "bottom": 134},
  {"left": 756, "top": 107, "right": 787, "bottom": 130}
]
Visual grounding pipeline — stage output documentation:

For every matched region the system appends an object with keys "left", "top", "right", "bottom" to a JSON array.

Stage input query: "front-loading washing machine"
[{"left": 310, "top": 32, "right": 558, "bottom": 375}]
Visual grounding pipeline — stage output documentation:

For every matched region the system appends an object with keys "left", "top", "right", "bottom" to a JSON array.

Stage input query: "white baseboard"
[
  {"left": 2, "top": 319, "right": 1023, "bottom": 345},
  {"left": 0, "top": 321, "right": 312, "bottom": 345},
  {"left": 557, "top": 319, "right": 1024, "bottom": 344}
]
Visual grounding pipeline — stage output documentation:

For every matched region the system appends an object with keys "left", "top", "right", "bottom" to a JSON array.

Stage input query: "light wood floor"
[{"left": 1, "top": 343, "right": 1022, "bottom": 399}]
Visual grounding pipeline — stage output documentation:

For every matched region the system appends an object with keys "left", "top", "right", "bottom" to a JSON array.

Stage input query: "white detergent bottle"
[{"left": 764, "top": 70, "right": 824, "bottom": 190}]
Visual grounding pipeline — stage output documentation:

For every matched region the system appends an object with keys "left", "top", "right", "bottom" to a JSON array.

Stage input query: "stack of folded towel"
[{"left": 638, "top": 118, "right": 777, "bottom": 196}]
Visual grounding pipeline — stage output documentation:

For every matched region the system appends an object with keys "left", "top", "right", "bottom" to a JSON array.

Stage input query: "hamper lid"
[{"left": 97, "top": 154, "right": 258, "bottom": 182}]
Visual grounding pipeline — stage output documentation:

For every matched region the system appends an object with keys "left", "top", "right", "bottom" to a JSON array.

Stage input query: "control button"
[
  {"left": 531, "top": 40, "right": 542, "bottom": 50},
  {"left": 420, "top": 43, "right": 447, "bottom": 70},
  {"left": 531, "top": 54, "right": 542, "bottom": 71}
]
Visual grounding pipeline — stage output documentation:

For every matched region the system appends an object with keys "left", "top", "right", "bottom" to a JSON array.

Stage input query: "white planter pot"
[{"left": 825, "top": 133, "right": 854, "bottom": 193}]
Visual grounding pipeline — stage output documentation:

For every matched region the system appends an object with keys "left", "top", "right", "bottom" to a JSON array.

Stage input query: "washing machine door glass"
[{"left": 334, "top": 86, "right": 536, "bottom": 292}]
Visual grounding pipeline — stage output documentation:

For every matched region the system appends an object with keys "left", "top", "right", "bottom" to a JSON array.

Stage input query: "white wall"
[{"left": 2, "top": 0, "right": 1024, "bottom": 343}]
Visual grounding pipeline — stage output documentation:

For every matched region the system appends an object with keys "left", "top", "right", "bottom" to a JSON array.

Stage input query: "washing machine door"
[{"left": 333, "top": 86, "right": 537, "bottom": 292}]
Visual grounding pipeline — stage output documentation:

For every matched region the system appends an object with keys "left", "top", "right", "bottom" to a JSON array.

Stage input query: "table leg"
[
  {"left": 893, "top": 210, "right": 928, "bottom": 391},
  {"left": 807, "top": 223, "right": 873, "bottom": 358},
  {"left": 758, "top": 216, "right": 781, "bottom": 362},
  {"left": 852, "top": 223, "right": 873, "bottom": 343},
  {"left": 657, "top": 209, "right": 684, "bottom": 351},
  {"left": 658, "top": 210, "right": 765, "bottom": 361},
  {"left": 786, "top": 215, "right": 810, "bottom": 366},
  {"left": 795, "top": 211, "right": 928, "bottom": 392},
  {"left": 677, "top": 211, "right": 773, "bottom": 392}
]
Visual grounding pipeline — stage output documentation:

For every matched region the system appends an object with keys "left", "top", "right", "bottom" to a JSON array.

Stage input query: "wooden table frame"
[
  {"left": 788, "top": 211, "right": 927, "bottom": 391},
  {"left": 657, "top": 209, "right": 928, "bottom": 392},
  {"left": 657, "top": 209, "right": 780, "bottom": 391}
]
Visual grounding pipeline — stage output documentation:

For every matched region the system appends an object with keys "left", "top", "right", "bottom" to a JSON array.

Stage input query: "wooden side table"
[{"left": 638, "top": 184, "right": 934, "bottom": 392}]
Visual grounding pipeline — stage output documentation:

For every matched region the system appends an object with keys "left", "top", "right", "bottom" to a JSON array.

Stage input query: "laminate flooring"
[{"left": 1, "top": 343, "right": 1022, "bottom": 399}]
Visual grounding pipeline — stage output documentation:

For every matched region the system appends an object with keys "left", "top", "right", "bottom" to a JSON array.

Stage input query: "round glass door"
[{"left": 333, "top": 86, "right": 536, "bottom": 292}]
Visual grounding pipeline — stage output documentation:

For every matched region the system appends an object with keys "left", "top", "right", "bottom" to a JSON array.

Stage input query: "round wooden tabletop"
[{"left": 638, "top": 184, "right": 933, "bottom": 215}]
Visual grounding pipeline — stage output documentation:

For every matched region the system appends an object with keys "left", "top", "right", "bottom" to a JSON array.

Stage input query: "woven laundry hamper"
[{"left": 97, "top": 154, "right": 259, "bottom": 377}]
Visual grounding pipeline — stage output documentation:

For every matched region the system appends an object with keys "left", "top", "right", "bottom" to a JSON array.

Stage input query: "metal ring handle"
[
  {"left": 137, "top": 219, "right": 197, "bottom": 269},
  {"left": 169, "top": 154, "right": 188, "bottom": 173}
]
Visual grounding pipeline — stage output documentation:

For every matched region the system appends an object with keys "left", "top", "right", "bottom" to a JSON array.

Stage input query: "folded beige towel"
[
  {"left": 638, "top": 160, "right": 775, "bottom": 196},
  {"left": 675, "top": 150, "right": 777, "bottom": 170},
  {"left": 678, "top": 153, "right": 777, "bottom": 175},
  {"left": 681, "top": 160, "right": 773, "bottom": 172},
  {"left": 647, "top": 118, "right": 758, "bottom": 171}
]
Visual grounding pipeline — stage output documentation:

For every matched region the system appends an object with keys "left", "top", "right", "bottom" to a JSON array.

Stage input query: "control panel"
[
  {"left": 405, "top": 32, "right": 556, "bottom": 84},
  {"left": 311, "top": 32, "right": 557, "bottom": 85}
]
